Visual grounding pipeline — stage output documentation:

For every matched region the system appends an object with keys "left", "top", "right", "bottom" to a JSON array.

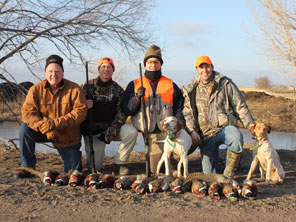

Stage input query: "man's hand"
[
  {"left": 136, "top": 86, "right": 146, "bottom": 100},
  {"left": 39, "top": 118, "right": 56, "bottom": 134},
  {"left": 191, "top": 131, "right": 202, "bottom": 147},
  {"left": 46, "top": 130, "right": 58, "bottom": 141},
  {"left": 97, "top": 133, "right": 110, "bottom": 144},
  {"left": 86, "top": 99, "right": 93, "bottom": 109}
]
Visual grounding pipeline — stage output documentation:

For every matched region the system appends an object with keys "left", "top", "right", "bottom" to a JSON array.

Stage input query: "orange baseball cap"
[
  {"left": 195, "top": 56, "right": 212, "bottom": 68},
  {"left": 98, "top": 57, "right": 115, "bottom": 71}
]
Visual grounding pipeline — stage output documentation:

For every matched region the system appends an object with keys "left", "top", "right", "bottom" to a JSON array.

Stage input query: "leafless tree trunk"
[{"left": 249, "top": 0, "right": 296, "bottom": 76}]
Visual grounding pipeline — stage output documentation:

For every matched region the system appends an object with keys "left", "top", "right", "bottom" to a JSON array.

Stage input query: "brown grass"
[{"left": 0, "top": 97, "right": 24, "bottom": 122}]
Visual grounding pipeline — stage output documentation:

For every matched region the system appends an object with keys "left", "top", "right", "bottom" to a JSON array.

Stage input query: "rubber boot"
[
  {"left": 149, "top": 153, "right": 162, "bottom": 175},
  {"left": 223, "top": 150, "right": 241, "bottom": 178}
]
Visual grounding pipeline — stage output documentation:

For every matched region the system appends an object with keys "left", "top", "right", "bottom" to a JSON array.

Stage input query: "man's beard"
[{"left": 144, "top": 70, "right": 162, "bottom": 82}]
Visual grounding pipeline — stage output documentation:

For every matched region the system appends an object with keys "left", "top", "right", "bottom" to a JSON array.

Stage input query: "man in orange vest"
[{"left": 121, "top": 45, "right": 185, "bottom": 174}]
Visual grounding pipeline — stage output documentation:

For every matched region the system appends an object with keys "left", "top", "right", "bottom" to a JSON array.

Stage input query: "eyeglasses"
[{"left": 146, "top": 60, "right": 161, "bottom": 65}]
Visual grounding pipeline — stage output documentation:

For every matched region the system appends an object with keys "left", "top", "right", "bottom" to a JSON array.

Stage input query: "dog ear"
[
  {"left": 250, "top": 123, "right": 256, "bottom": 136},
  {"left": 177, "top": 121, "right": 183, "bottom": 130},
  {"left": 267, "top": 125, "right": 271, "bottom": 134}
]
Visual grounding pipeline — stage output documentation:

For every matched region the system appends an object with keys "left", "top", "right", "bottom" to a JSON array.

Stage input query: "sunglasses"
[{"left": 146, "top": 60, "right": 161, "bottom": 65}]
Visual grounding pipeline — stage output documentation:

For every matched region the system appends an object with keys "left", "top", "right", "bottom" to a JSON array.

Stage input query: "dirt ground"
[{"left": 0, "top": 91, "right": 296, "bottom": 222}]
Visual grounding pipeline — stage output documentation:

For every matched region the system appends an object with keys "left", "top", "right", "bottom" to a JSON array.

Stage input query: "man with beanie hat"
[
  {"left": 81, "top": 57, "right": 137, "bottom": 175},
  {"left": 121, "top": 45, "right": 185, "bottom": 175},
  {"left": 16, "top": 54, "right": 87, "bottom": 178},
  {"left": 182, "top": 55, "right": 255, "bottom": 177}
]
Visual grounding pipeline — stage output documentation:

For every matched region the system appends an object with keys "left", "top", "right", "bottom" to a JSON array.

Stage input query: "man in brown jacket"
[{"left": 16, "top": 55, "right": 87, "bottom": 177}]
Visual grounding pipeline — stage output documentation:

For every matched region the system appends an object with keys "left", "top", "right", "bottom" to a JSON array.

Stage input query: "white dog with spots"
[
  {"left": 246, "top": 122, "right": 285, "bottom": 185},
  {"left": 156, "top": 116, "right": 192, "bottom": 178}
]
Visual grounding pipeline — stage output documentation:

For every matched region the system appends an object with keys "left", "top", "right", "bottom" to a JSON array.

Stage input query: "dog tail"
[{"left": 186, "top": 172, "right": 232, "bottom": 184}]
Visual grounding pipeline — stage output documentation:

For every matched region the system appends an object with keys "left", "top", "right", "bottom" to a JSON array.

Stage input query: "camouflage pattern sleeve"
[
  {"left": 227, "top": 80, "right": 255, "bottom": 129},
  {"left": 181, "top": 85, "right": 199, "bottom": 134}
]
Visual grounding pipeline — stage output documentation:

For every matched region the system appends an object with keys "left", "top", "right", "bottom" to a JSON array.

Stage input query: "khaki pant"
[
  {"left": 145, "top": 132, "right": 166, "bottom": 174},
  {"left": 84, "top": 124, "right": 138, "bottom": 171},
  {"left": 147, "top": 132, "right": 166, "bottom": 155}
]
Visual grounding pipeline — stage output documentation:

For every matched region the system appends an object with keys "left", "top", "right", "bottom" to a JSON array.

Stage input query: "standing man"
[
  {"left": 16, "top": 54, "right": 87, "bottom": 177},
  {"left": 182, "top": 56, "right": 255, "bottom": 177},
  {"left": 81, "top": 57, "right": 138, "bottom": 175},
  {"left": 121, "top": 45, "right": 185, "bottom": 175}
]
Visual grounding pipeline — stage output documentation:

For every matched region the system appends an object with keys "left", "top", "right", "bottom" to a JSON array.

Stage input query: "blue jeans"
[
  {"left": 200, "top": 126, "right": 243, "bottom": 174},
  {"left": 19, "top": 123, "right": 82, "bottom": 172}
]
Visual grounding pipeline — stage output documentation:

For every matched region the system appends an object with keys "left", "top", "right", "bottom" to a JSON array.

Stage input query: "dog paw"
[{"left": 265, "top": 180, "right": 270, "bottom": 185}]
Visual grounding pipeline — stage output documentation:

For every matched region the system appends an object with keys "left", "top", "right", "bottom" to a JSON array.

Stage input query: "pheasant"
[
  {"left": 208, "top": 182, "right": 222, "bottom": 200},
  {"left": 113, "top": 175, "right": 137, "bottom": 191},
  {"left": 222, "top": 181, "right": 239, "bottom": 202},
  {"left": 68, "top": 170, "right": 84, "bottom": 187},
  {"left": 169, "top": 177, "right": 185, "bottom": 193},
  {"left": 132, "top": 175, "right": 156, "bottom": 194},
  {"left": 84, "top": 173, "right": 100, "bottom": 188},
  {"left": 191, "top": 180, "right": 208, "bottom": 197},
  {"left": 148, "top": 176, "right": 175, "bottom": 193},
  {"left": 97, "top": 174, "right": 116, "bottom": 189},
  {"left": 241, "top": 180, "right": 258, "bottom": 200},
  {"left": 54, "top": 173, "right": 70, "bottom": 186},
  {"left": 15, "top": 167, "right": 59, "bottom": 186}
]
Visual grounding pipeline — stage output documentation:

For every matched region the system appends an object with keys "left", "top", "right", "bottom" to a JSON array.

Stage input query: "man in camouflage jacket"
[
  {"left": 81, "top": 57, "right": 137, "bottom": 175},
  {"left": 182, "top": 56, "right": 255, "bottom": 177}
]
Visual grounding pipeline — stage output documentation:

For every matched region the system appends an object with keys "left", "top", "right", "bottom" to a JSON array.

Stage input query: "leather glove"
[
  {"left": 39, "top": 118, "right": 56, "bottom": 134},
  {"left": 136, "top": 86, "right": 146, "bottom": 100},
  {"left": 105, "top": 122, "right": 122, "bottom": 143},
  {"left": 97, "top": 133, "right": 110, "bottom": 144}
]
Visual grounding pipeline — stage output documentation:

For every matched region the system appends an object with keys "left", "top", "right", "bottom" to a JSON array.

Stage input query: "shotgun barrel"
[
  {"left": 139, "top": 63, "right": 151, "bottom": 177},
  {"left": 85, "top": 62, "right": 95, "bottom": 173}
]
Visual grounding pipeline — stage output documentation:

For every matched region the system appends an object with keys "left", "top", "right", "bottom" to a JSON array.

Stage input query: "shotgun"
[
  {"left": 139, "top": 63, "right": 151, "bottom": 177},
  {"left": 85, "top": 61, "right": 95, "bottom": 173}
]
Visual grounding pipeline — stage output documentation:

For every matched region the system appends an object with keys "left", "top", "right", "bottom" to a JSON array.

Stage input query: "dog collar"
[
  {"left": 165, "top": 136, "right": 176, "bottom": 148},
  {"left": 166, "top": 130, "right": 181, "bottom": 140},
  {"left": 250, "top": 143, "right": 263, "bottom": 151},
  {"left": 252, "top": 135, "right": 267, "bottom": 142}
]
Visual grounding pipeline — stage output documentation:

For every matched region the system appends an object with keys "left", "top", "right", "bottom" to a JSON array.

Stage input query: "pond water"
[{"left": 0, "top": 121, "right": 295, "bottom": 156}]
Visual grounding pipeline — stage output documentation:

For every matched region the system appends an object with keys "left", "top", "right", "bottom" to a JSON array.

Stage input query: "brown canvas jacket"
[{"left": 21, "top": 79, "right": 87, "bottom": 148}]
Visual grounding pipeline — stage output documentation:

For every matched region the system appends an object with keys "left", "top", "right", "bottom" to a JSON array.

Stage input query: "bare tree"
[
  {"left": 0, "top": 0, "right": 155, "bottom": 122},
  {"left": 254, "top": 75, "right": 272, "bottom": 89},
  {"left": 248, "top": 0, "right": 296, "bottom": 76},
  {"left": 0, "top": 0, "right": 155, "bottom": 82}
]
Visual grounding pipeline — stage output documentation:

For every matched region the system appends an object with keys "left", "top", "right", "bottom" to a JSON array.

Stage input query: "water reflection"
[
  {"left": 0, "top": 121, "right": 295, "bottom": 155},
  {"left": 0, "top": 121, "right": 145, "bottom": 156}
]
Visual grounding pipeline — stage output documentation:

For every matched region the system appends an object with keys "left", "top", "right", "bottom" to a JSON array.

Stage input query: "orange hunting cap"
[
  {"left": 98, "top": 57, "right": 115, "bottom": 71},
  {"left": 195, "top": 56, "right": 213, "bottom": 68}
]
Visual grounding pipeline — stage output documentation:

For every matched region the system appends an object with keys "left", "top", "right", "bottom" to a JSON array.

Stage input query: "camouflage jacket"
[
  {"left": 80, "top": 77, "right": 126, "bottom": 142},
  {"left": 181, "top": 71, "right": 254, "bottom": 141}
]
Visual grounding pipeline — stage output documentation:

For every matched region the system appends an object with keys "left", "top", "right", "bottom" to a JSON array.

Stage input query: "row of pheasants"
[{"left": 17, "top": 168, "right": 258, "bottom": 201}]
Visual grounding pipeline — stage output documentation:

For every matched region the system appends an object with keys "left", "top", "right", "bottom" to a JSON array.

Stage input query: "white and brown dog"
[
  {"left": 156, "top": 116, "right": 192, "bottom": 178},
  {"left": 246, "top": 123, "right": 285, "bottom": 185}
]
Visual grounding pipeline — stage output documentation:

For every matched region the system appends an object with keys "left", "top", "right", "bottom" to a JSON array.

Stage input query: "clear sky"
[
  {"left": 8, "top": 0, "right": 293, "bottom": 88},
  {"left": 141, "top": 0, "right": 292, "bottom": 88}
]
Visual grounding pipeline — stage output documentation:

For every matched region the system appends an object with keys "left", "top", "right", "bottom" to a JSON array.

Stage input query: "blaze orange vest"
[{"left": 132, "top": 75, "right": 174, "bottom": 132}]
